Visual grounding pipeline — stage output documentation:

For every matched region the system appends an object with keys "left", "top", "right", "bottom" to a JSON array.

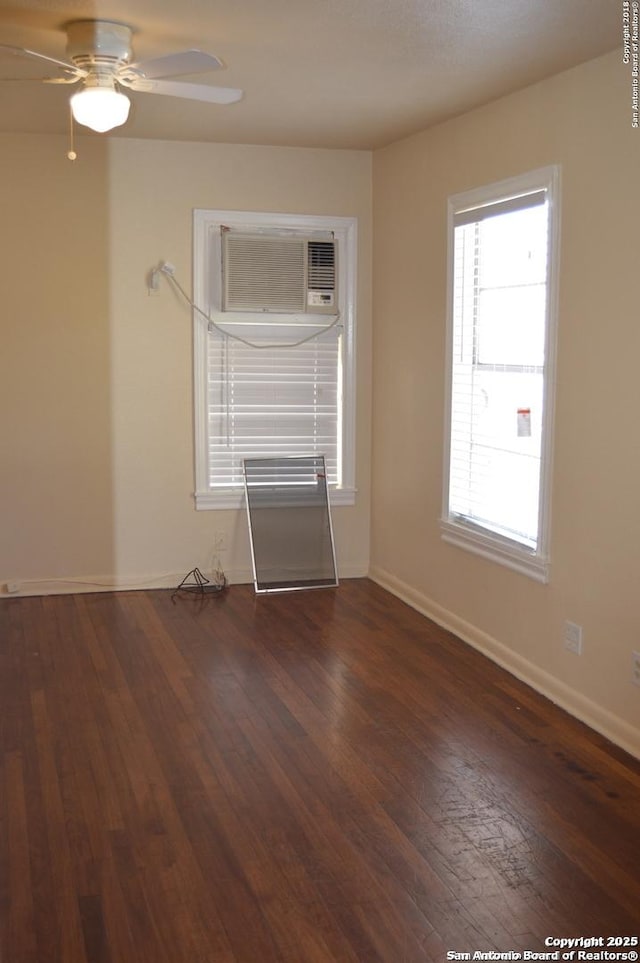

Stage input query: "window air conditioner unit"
[{"left": 221, "top": 231, "right": 337, "bottom": 315}]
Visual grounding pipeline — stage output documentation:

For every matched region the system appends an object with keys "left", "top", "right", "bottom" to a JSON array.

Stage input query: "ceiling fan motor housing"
[{"left": 65, "top": 20, "right": 133, "bottom": 68}]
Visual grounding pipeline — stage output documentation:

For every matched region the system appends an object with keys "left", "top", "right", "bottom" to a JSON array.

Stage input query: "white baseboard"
[
  {"left": 1, "top": 572, "right": 202, "bottom": 597},
  {"left": 369, "top": 564, "right": 640, "bottom": 762},
  {"left": 0, "top": 562, "right": 368, "bottom": 599}
]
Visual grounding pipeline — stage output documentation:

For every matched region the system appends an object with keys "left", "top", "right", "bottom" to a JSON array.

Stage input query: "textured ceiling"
[{"left": 0, "top": 0, "right": 622, "bottom": 149}]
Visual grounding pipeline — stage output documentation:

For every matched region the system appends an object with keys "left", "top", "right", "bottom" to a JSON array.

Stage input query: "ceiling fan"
[{"left": 0, "top": 20, "right": 243, "bottom": 133}]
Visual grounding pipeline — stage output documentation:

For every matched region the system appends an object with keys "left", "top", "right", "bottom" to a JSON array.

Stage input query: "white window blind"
[
  {"left": 443, "top": 168, "right": 560, "bottom": 581},
  {"left": 206, "top": 323, "right": 342, "bottom": 489}
]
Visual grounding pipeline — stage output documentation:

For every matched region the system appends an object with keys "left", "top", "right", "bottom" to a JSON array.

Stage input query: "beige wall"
[
  {"left": 371, "top": 50, "right": 640, "bottom": 755},
  {"left": 1, "top": 137, "right": 115, "bottom": 583},
  {"left": 1, "top": 136, "right": 372, "bottom": 590}
]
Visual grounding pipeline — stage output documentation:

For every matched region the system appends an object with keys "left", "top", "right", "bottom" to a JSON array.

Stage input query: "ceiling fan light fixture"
[
  {"left": 4, "top": 21, "right": 242, "bottom": 137},
  {"left": 70, "top": 86, "right": 131, "bottom": 132}
]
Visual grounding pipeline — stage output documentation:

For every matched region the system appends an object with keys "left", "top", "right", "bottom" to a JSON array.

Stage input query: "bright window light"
[{"left": 442, "top": 167, "right": 560, "bottom": 582}]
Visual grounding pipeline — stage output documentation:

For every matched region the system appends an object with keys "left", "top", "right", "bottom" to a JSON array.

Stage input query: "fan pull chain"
[{"left": 67, "top": 104, "right": 77, "bottom": 162}]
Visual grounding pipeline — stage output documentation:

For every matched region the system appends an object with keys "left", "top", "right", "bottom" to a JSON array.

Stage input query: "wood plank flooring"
[{"left": 1, "top": 579, "right": 639, "bottom": 962}]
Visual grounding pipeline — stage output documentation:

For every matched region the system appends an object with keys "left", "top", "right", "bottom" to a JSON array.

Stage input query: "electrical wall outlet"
[
  {"left": 147, "top": 268, "right": 161, "bottom": 295},
  {"left": 213, "top": 531, "right": 227, "bottom": 553},
  {"left": 632, "top": 651, "right": 640, "bottom": 687},
  {"left": 564, "top": 620, "right": 583, "bottom": 655},
  {"left": 5, "top": 581, "right": 20, "bottom": 594}
]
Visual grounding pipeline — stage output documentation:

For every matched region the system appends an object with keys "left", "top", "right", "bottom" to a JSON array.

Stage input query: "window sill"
[
  {"left": 195, "top": 487, "right": 357, "bottom": 511},
  {"left": 440, "top": 518, "right": 549, "bottom": 583}
]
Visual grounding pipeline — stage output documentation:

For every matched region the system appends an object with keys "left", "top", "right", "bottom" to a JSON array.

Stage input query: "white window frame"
[
  {"left": 193, "top": 210, "right": 357, "bottom": 510},
  {"left": 441, "top": 166, "right": 561, "bottom": 583}
]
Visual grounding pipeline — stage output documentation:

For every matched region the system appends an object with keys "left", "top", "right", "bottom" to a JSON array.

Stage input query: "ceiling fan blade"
[
  {"left": 0, "top": 43, "right": 79, "bottom": 75},
  {"left": 124, "top": 50, "right": 223, "bottom": 80},
  {"left": 0, "top": 75, "right": 72, "bottom": 84},
  {"left": 127, "top": 77, "right": 243, "bottom": 104}
]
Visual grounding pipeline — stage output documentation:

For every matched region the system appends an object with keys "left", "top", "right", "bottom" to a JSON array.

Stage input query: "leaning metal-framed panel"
[{"left": 243, "top": 455, "right": 339, "bottom": 594}]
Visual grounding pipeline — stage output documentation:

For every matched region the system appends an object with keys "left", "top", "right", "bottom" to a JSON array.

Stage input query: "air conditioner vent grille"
[
  {"left": 308, "top": 240, "right": 335, "bottom": 291},
  {"left": 224, "top": 235, "right": 306, "bottom": 312}
]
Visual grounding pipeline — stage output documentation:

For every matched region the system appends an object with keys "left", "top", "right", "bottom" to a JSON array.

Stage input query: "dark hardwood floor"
[{"left": 1, "top": 579, "right": 639, "bottom": 962}]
